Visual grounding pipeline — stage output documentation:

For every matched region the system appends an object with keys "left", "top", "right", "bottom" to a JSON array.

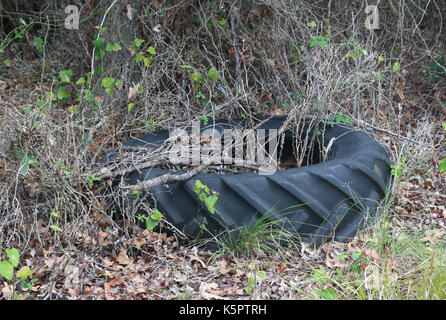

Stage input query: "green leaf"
[
  {"left": 16, "top": 266, "right": 35, "bottom": 279},
  {"left": 135, "top": 53, "right": 145, "bottom": 63},
  {"left": 190, "top": 72, "right": 199, "bottom": 81},
  {"left": 105, "top": 43, "right": 114, "bottom": 52},
  {"left": 55, "top": 161, "right": 65, "bottom": 169},
  {"left": 181, "top": 65, "right": 192, "bottom": 69},
  {"left": 19, "top": 160, "right": 29, "bottom": 175},
  {"left": 194, "top": 179, "right": 205, "bottom": 193},
  {"left": 76, "top": 77, "right": 86, "bottom": 85},
  {"left": 314, "top": 288, "right": 338, "bottom": 300},
  {"left": 17, "top": 150, "right": 30, "bottom": 175},
  {"left": 95, "top": 49, "right": 105, "bottom": 59},
  {"left": 92, "top": 37, "right": 105, "bottom": 49},
  {"left": 101, "top": 77, "right": 115, "bottom": 88},
  {"left": 208, "top": 67, "right": 219, "bottom": 81},
  {"left": 205, "top": 194, "right": 218, "bottom": 214},
  {"left": 106, "top": 43, "right": 122, "bottom": 52},
  {"left": 14, "top": 29, "right": 23, "bottom": 39},
  {"left": 196, "top": 91, "right": 205, "bottom": 99},
  {"left": 217, "top": 18, "right": 226, "bottom": 25},
  {"left": 151, "top": 209, "right": 164, "bottom": 220},
  {"left": 50, "top": 225, "right": 62, "bottom": 232},
  {"left": 59, "top": 69, "right": 73, "bottom": 83},
  {"left": 56, "top": 86, "right": 71, "bottom": 100},
  {"left": 442, "top": 122, "right": 446, "bottom": 131},
  {"left": 143, "top": 57, "right": 152, "bottom": 67},
  {"left": 309, "top": 35, "right": 329, "bottom": 48},
  {"left": 94, "top": 67, "right": 103, "bottom": 76},
  {"left": 439, "top": 158, "right": 446, "bottom": 173},
  {"left": 144, "top": 217, "right": 159, "bottom": 231},
  {"left": 308, "top": 21, "right": 317, "bottom": 28},
  {"left": 105, "top": 87, "right": 114, "bottom": 95},
  {"left": 135, "top": 38, "right": 145, "bottom": 48},
  {"left": 0, "top": 261, "right": 14, "bottom": 281},
  {"left": 392, "top": 61, "right": 400, "bottom": 73},
  {"left": 147, "top": 46, "right": 156, "bottom": 55},
  {"left": 313, "top": 269, "right": 327, "bottom": 282},
  {"left": 6, "top": 248, "right": 20, "bottom": 267},
  {"left": 33, "top": 37, "right": 44, "bottom": 54}
]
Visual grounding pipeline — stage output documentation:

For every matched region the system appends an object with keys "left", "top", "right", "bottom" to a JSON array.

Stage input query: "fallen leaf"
[
  {"left": 370, "top": 249, "right": 382, "bottom": 261},
  {"left": 216, "top": 260, "right": 231, "bottom": 275},
  {"left": 190, "top": 255, "right": 207, "bottom": 269},
  {"left": 422, "top": 230, "right": 445, "bottom": 244},
  {"left": 64, "top": 265, "right": 80, "bottom": 289},
  {"left": 423, "top": 178, "right": 434, "bottom": 189},
  {"left": 38, "top": 220, "right": 49, "bottom": 235},
  {"left": 394, "top": 205, "right": 408, "bottom": 215},
  {"left": 68, "top": 288, "right": 79, "bottom": 297},
  {"left": 172, "top": 271, "right": 187, "bottom": 282},
  {"left": 1, "top": 282, "right": 12, "bottom": 300},
  {"left": 133, "top": 237, "right": 146, "bottom": 248},
  {"left": 275, "top": 262, "right": 287, "bottom": 274},
  {"left": 98, "top": 231, "right": 110, "bottom": 246},
  {"left": 360, "top": 247, "right": 382, "bottom": 260},
  {"left": 201, "top": 291, "right": 229, "bottom": 300},
  {"left": 109, "top": 277, "right": 124, "bottom": 287},
  {"left": 104, "top": 257, "right": 114, "bottom": 267},
  {"left": 128, "top": 273, "right": 142, "bottom": 282},
  {"left": 115, "top": 249, "right": 131, "bottom": 265},
  {"left": 42, "top": 246, "right": 53, "bottom": 258}
]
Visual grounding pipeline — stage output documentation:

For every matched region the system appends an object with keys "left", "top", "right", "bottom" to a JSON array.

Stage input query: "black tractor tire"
[{"left": 101, "top": 116, "right": 391, "bottom": 248}]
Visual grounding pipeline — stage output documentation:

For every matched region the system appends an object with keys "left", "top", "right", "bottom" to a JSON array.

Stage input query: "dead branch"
[
  {"left": 230, "top": 2, "right": 242, "bottom": 92},
  {"left": 121, "top": 163, "right": 208, "bottom": 191}
]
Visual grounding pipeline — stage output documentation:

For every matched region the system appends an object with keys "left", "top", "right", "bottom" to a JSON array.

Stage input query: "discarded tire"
[{"left": 102, "top": 116, "right": 391, "bottom": 248}]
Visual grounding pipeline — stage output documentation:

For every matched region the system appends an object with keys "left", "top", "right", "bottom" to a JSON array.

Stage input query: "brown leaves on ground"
[{"left": 0, "top": 221, "right": 325, "bottom": 300}]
